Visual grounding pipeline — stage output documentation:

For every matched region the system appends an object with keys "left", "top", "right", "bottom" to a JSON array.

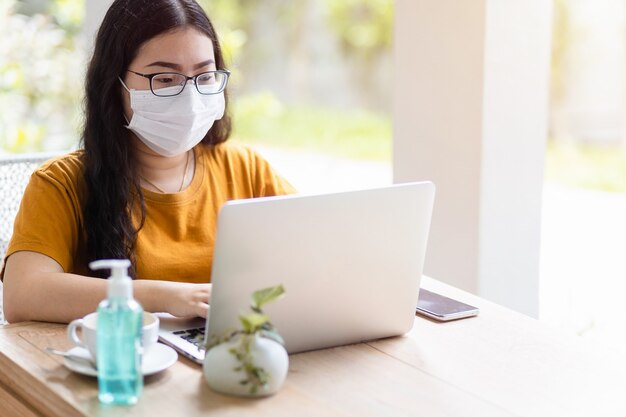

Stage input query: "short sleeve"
[
  {"left": 2, "top": 157, "right": 84, "bottom": 277},
  {"left": 248, "top": 148, "right": 297, "bottom": 197}
]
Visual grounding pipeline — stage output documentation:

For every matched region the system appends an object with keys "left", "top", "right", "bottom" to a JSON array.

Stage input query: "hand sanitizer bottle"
[{"left": 90, "top": 259, "right": 143, "bottom": 405}]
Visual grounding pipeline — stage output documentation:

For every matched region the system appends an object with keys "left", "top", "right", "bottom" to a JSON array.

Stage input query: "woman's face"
[{"left": 121, "top": 26, "right": 216, "bottom": 124}]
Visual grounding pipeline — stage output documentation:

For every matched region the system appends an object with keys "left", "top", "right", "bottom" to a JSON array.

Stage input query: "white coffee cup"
[{"left": 67, "top": 311, "right": 159, "bottom": 359}]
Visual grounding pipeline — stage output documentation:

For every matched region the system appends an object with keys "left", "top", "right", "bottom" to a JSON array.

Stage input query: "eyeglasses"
[{"left": 127, "top": 69, "right": 230, "bottom": 97}]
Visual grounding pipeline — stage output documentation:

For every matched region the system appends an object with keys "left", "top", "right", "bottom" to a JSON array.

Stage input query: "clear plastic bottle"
[{"left": 90, "top": 259, "right": 143, "bottom": 405}]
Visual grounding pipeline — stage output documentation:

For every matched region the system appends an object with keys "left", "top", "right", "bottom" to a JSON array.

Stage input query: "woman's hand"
[
  {"left": 3, "top": 251, "right": 212, "bottom": 323},
  {"left": 162, "top": 282, "right": 211, "bottom": 318}
]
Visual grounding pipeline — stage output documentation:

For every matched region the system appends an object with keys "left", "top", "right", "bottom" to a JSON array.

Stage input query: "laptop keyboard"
[{"left": 173, "top": 327, "right": 206, "bottom": 349}]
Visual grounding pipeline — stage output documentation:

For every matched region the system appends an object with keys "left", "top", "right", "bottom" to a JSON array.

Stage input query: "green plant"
[
  {"left": 0, "top": 0, "right": 84, "bottom": 152},
  {"left": 207, "top": 285, "right": 286, "bottom": 394}
]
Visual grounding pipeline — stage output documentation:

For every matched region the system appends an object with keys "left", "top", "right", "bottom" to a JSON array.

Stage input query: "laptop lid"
[{"left": 207, "top": 181, "right": 435, "bottom": 353}]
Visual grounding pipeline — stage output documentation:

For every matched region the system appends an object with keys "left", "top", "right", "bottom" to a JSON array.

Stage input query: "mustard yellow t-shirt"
[{"left": 2, "top": 143, "right": 295, "bottom": 282}]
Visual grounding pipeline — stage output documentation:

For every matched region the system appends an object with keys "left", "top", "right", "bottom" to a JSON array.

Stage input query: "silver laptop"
[{"left": 157, "top": 181, "right": 435, "bottom": 364}]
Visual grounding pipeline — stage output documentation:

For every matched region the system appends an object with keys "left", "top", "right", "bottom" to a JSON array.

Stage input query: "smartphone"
[{"left": 416, "top": 289, "right": 479, "bottom": 321}]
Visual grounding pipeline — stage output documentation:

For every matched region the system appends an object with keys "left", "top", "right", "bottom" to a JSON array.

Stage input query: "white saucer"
[{"left": 63, "top": 343, "right": 178, "bottom": 377}]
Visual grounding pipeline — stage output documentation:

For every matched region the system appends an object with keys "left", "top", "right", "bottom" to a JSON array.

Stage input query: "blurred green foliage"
[
  {"left": 545, "top": 143, "right": 626, "bottom": 193},
  {"left": 0, "top": 0, "right": 85, "bottom": 153},
  {"left": 0, "top": 0, "right": 623, "bottom": 196},
  {"left": 2, "top": 0, "right": 394, "bottom": 157},
  {"left": 323, "top": 0, "right": 392, "bottom": 58},
  {"left": 49, "top": 0, "right": 84, "bottom": 33},
  {"left": 201, "top": 0, "right": 395, "bottom": 162},
  {"left": 231, "top": 93, "right": 391, "bottom": 161},
  {"left": 199, "top": 0, "right": 394, "bottom": 59},
  {"left": 196, "top": 0, "right": 250, "bottom": 69},
  {"left": 545, "top": 0, "right": 626, "bottom": 193},
  {"left": 198, "top": 0, "right": 393, "bottom": 161}
]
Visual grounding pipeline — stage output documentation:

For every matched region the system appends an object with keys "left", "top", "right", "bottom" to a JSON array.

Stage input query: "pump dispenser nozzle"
[{"left": 90, "top": 259, "right": 133, "bottom": 299}]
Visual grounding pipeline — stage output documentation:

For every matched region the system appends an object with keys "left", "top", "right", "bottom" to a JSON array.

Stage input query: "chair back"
[{"left": 0, "top": 152, "right": 61, "bottom": 324}]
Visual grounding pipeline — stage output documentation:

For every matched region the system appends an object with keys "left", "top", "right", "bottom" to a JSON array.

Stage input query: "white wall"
[{"left": 394, "top": 0, "right": 552, "bottom": 316}]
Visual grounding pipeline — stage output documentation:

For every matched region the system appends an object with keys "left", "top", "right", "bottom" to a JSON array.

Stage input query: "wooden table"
[{"left": 1, "top": 277, "right": 625, "bottom": 417}]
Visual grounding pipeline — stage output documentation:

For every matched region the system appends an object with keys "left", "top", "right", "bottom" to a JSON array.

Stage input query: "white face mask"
[{"left": 120, "top": 78, "right": 225, "bottom": 157}]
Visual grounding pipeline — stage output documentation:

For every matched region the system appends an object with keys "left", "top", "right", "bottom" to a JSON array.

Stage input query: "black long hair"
[{"left": 80, "top": 0, "right": 231, "bottom": 277}]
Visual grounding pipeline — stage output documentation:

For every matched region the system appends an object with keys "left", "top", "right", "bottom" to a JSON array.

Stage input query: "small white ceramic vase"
[{"left": 203, "top": 333, "right": 289, "bottom": 397}]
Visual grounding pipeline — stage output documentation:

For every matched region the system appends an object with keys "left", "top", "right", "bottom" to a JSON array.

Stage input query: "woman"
[{"left": 1, "top": 0, "right": 294, "bottom": 323}]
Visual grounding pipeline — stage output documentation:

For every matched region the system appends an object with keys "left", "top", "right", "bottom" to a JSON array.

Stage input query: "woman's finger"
[{"left": 194, "top": 302, "right": 210, "bottom": 318}]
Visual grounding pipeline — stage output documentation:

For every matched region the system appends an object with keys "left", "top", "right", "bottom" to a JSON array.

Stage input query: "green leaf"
[
  {"left": 252, "top": 285, "right": 285, "bottom": 309},
  {"left": 239, "top": 313, "right": 270, "bottom": 333}
]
